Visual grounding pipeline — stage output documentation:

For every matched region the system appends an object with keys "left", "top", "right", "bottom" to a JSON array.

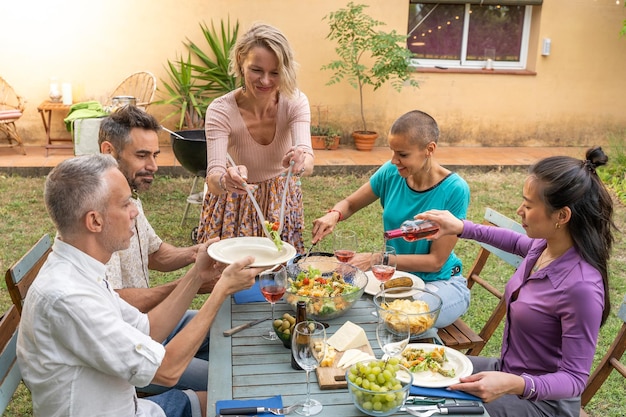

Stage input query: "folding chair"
[
  {"left": 5, "top": 234, "right": 52, "bottom": 314},
  {"left": 437, "top": 208, "right": 525, "bottom": 355},
  {"left": 0, "top": 76, "right": 26, "bottom": 154},
  {"left": 105, "top": 71, "right": 157, "bottom": 110},
  {"left": 0, "top": 304, "right": 22, "bottom": 413},
  {"left": 580, "top": 294, "right": 626, "bottom": 416}
]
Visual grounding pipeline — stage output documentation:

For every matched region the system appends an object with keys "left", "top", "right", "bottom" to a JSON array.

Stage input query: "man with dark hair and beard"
[{"left": 99, "top": 105, "right": 209, "bottom": 394}]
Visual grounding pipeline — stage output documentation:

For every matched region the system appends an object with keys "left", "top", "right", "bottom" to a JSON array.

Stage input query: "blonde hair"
[{"left": 229, "top": 22, "right": 298, "bottom": 97}]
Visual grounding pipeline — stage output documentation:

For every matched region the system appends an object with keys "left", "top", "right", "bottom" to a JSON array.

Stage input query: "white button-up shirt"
[{"left": 17, "top": 238, "right": 167, "bottom": 417}]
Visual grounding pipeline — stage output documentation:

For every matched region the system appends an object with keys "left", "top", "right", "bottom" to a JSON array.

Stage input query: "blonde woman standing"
[{"left": 197, "top": 23, "right": 314, "bottom": 253}]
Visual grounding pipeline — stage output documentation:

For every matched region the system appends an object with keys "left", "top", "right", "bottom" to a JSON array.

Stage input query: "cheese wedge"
[
  {"left": 341, "top": 352, "right": 376, "bottom": 369},
  {"left": 327, "top": 321, "right": 369, "bottom": 351},
  {"left": 337, "top": 349, "right": 375, "bottom": 368}
]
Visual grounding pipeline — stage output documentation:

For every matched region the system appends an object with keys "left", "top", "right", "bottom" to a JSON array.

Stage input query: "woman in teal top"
[{"left": 312, "top": 110, "right": 471, "bottom": 328}]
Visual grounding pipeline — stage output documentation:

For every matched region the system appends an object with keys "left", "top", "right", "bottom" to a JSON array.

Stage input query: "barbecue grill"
[{"left": 170, "top": 129, "right": 207, "bottom": 241}]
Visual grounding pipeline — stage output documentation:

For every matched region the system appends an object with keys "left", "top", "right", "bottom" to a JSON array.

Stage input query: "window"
[{"left": 408, "top": 2, "right": 537, "bottom": 70}]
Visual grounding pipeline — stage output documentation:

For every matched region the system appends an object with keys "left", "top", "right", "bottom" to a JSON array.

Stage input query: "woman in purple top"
[{"left": 417, "top": 147, "right": 616, "bottom": 417}]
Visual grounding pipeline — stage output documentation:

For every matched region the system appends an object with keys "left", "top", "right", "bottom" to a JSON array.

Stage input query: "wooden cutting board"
[{"left": 316, "top": 344, "right": 376, "bottom": 390}]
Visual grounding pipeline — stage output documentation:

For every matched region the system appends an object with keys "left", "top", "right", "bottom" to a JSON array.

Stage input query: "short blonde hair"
[{"left": 229, "top": 22, "right": 299, "bottom": 98}]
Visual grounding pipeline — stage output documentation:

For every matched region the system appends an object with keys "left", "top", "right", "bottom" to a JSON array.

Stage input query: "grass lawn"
[{"left": 1, "top": 169, "right": 625, "bottom": 416}]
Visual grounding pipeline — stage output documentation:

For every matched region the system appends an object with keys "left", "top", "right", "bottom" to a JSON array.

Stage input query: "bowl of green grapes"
[{"left": 346, "top": 358, "right": 413, "bottom": 416}]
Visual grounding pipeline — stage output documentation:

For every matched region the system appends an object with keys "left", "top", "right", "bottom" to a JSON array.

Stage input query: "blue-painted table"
[{"left": 207, "top": 296, "right": 490, "bottom": 417}]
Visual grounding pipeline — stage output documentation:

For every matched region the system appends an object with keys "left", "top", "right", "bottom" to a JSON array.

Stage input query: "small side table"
[{"left": 37, "top": 101, "right": 73, "bottom": 156}]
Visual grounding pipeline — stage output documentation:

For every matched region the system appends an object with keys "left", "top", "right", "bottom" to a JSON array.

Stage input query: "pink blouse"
[{"left": 205, "top": 89, "right": 312, "bottom": 183}]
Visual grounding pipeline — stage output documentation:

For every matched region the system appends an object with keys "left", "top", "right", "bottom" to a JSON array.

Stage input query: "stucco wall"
[{"left": 1, "top": 0, "right": 625, "bottom": 147}]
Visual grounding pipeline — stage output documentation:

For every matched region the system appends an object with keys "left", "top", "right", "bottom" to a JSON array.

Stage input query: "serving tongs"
[{"left": 226, "top": 154, "right": 292, "bottom": 248}]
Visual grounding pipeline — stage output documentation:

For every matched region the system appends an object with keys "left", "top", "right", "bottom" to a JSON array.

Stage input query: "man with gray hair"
[{"left": 16, "top": 154, "right": 261, "bottom": 417}]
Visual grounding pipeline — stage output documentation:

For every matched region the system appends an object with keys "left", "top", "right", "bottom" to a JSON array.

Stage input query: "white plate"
[
  {"left": 207, "top": 236, "right": 296, "bottom": 267},
  {"left": 364, "top": 270, "right": 425, "bottom": 296},
  {"left": 400, "top": 343, "right": 473, "bottom": 388}
]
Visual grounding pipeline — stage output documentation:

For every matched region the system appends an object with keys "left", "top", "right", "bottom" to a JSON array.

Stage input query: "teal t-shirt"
[{"left": 370, "top": 161, "right": 470, "bottom": 281}]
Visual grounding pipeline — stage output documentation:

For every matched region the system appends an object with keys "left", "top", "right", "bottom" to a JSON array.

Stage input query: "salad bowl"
[{"left": 285, "top": 259, "right": 367, "bottom": 320}]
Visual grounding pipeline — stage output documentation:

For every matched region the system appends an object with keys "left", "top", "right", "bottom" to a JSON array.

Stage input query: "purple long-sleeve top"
[{"left": 460, "top": 221, "right": 604, "bottom": 401}]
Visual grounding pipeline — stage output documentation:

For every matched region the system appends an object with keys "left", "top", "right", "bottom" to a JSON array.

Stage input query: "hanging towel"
[{"left": 63, "top": 101, "right": 109, "bottom": 131}]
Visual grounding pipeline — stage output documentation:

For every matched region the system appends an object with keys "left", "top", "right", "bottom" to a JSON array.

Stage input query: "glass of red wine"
[
  {"left": 370, "top": 245, "right": 397, "bottom": 289},
  {"left": 333, "top": 229, "right": 357, "bottom": 263},
  {"left": 259, "top": 265, "right": 288, "bottom": 341}
]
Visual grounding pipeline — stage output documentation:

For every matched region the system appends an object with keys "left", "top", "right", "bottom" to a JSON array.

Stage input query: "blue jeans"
[
  {"left": 139, "top": 310, "right": 209, "bottom": 394},
  {"left": 143, "top": 388, "right": 201, "bottom": 417},
  {"left": 424, "top": 274, "right": 471, "bottom": 328}
]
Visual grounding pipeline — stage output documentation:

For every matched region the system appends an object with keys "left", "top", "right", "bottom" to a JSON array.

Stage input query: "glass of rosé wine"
[
  {"left": 259, "top": 265, "right": 288, "bottom": 340},
  {"left": 370, "top": 245, "right": 397, "bottom": 289},
  {"left": 333, "top": 229, "right": 358, "bottom": 263}
]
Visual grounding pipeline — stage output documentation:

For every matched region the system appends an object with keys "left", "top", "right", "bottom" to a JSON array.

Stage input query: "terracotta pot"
[
  {"left": 311, "top": 135, "right": 340, "bottom": 150},
  {"left": 352, "top": 131, "right": 378, "bottom": 151}
]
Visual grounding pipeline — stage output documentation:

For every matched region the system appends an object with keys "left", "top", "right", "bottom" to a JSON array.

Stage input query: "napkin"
[
  {"left": 409, "top": 386, "right": 481, "bottom": 402},
  {"left": 233, "top": 281, "right": 265, "bottom": 304},
  {"left": 216, "top": 395, "right": 283, "bottom": 416}
]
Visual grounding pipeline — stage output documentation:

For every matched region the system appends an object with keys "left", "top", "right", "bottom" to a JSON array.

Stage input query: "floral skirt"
[{"left": 197, "top": 175, "right": 305, "bottom": 254}]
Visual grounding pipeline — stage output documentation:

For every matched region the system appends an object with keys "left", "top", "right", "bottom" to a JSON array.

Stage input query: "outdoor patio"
[{"left": 0, "top": 144, "right": 590, "bottom": 176}]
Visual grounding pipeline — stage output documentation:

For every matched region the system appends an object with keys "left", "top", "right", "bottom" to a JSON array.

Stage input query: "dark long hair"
[{"left": 529, "top": 146, "right": 616, "bottom": 325}]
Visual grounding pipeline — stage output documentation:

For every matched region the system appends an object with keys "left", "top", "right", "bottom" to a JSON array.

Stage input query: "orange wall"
[{"left": 1, "top": 0, "right": 625, "bottom": 147}]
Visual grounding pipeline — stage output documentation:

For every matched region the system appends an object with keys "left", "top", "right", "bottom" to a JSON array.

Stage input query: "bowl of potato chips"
[{"left": 373, "top": 287, "right": 442, "bottom": 337}]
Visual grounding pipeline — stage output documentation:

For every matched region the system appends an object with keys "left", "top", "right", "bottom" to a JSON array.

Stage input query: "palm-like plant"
[
  {"left": 157, "top": 18, "right": 239, "bottom": 130},
  {"left": 186, "top": 19, "right": 239, "bottom": 98}
]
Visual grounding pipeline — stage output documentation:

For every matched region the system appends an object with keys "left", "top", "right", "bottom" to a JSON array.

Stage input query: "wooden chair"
[
  {"left": 0, "top": 76, "right": 26, "bottom": 154},
  {"left": 580, "top": 294, "right": 626, "bottom": 416},
  {"left": 5, "top": 234, "right": 52, "bottom": 314},
  {"left": 0, "top": 304, "right": 22, "bottom": 413},
  {"left": 105, "top": 71, "right": 157, "bottom": 110},
  {"left": 437, "top": 208, "right": 525, "bottom": 355}
]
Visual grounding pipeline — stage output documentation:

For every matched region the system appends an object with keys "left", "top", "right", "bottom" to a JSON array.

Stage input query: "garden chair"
[
  {"left": 0, "top": 304, "right": 22, "bottom": 413},
  {"left": 5, "top": 234, "right": 52, "bottom": 314},
  {"left": 580, "top": 293, "right": 626, "bottom": 416},
  {"left": 105, "top": 71, "right": 157, "bottom": 110},
  {"left": 0, "top": 75, "right": 26, "bottom": 154},
  {"left": 437, "top": 208, "right": 525, "bottom": 355}
]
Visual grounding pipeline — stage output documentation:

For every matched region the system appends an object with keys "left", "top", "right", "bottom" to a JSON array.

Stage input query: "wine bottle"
[
  {"left": 384, "top": 219, "right": 439, "bottom": 242},
  {"left": 291, "top": 300, "right": 307, "bottom": 370}
]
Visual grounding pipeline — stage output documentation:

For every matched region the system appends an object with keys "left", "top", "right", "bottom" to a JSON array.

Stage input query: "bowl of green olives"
[{"left": 272, "top": 312, "right": 296, "bottom": 349}]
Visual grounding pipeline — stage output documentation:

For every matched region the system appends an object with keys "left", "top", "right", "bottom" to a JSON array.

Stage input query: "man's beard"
[{"left": 131, "top": 175, "right": 153, "bottom": 193}]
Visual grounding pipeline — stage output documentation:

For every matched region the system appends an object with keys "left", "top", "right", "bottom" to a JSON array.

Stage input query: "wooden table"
[
  {"left": 208, "top": 296, "right": 491, "bottom": 417},
  {"left": 37, "top": 101, "right": 73, "bottom": 156}
]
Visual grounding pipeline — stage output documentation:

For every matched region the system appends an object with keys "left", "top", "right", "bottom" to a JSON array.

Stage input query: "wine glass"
[
  {"left": 370, "top": 245, "right": 397, "bottom": 289},
  {"left": 259, "top": 266, "right": 288, "bottom": 341},
  {"left": 292, "top": 321, "right": 326, "bottom": 416},
  {"left": 376, "top": 310, "right": 410, "bottom": 359},
  {"left": 333, "top": 229, "right": 357, "bottom": 263}
]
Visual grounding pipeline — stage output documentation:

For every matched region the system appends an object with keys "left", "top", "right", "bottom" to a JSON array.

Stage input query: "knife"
[{"left": 223, "top": 317, "right": 270, "bottom": 337}]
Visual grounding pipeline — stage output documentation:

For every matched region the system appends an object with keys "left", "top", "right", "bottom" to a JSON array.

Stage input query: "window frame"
[{"left": 408, "top": 3, "right": 534, "bottom": 70}]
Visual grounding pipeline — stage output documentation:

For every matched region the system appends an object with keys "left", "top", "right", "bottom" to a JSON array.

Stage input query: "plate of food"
[
  {"left": 207, "top": 236, "right": 296, "bottom": 267},
  {"left": 364, "top": 270, "right": 425, "bottom": 296},
  {"left": 398, "top": 343, "right": 473, "bottom": 388}
]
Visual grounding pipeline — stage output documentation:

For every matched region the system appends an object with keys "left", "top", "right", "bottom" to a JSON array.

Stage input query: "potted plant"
[
  {"left": 310, "top": 104, "right": 340, "bottom": 150},
  {"left": 157, "top": 18, "right": 239, "bottom": 131},
  {"left": 322, "top": 2, "right": 419, "bottom": 151}
]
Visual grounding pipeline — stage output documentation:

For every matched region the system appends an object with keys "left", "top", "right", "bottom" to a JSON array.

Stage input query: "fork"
[{"left": 219, "top": 402, "right": 301, "bottom": 416}]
